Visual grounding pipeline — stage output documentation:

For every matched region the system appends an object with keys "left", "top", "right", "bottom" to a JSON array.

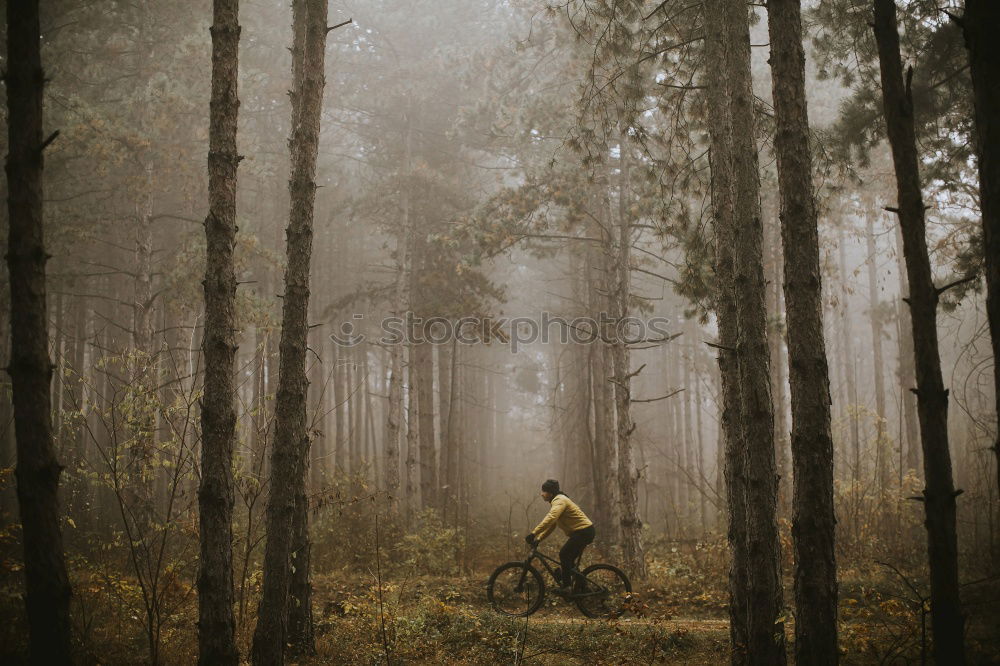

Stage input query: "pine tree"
[
  {"left": 767, "top": 0, "right": 838, "bottom": 661},
  {"left": 251, "top": 0, "right": 330, "bottom": 661},
  {"left": 4, "top": 0, "right": 73, "bottom": 661},
  {"left": 198, "top": 0, "right": 241, "bottom": 662},
  {"left": 873, "top": 0, "right": 965, "bottom": 661}
]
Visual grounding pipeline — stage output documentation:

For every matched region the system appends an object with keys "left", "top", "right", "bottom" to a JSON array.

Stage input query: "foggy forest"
[{"left": 1, "top": 0, "right": 998, "bottom": 663}]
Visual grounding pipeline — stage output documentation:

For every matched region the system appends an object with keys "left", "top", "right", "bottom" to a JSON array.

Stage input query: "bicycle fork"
[{"left": 515, "top": 564, "right": 530, "bottom": 594}]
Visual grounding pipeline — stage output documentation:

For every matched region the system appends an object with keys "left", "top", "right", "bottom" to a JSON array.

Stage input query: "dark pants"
[{"left": 559, "top": 525, "right": 596, "bottom": 587}]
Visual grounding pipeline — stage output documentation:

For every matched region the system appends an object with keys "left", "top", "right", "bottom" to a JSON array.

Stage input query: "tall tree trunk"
[
  {"left": 4, "top": 1, "right": 73, "bottom": 661},
  {"left": 438, "top": 338, "right": 454, "bottom": 516},
  {"left": 443, "top": 338, "right": 460, "bottom": 523},
  {"left": 251, "top": 0, "right": 328, "bottom": 661},
  {"left": 404, "top": 350, "right": 419, "bottom": 522},
  {"left": 873, "top": 1, "right": 966, "bottom": 661},
  {"left": 384, "top": 323, "right": 403, "bottom": 505},
  {"left": 587, "top": 204, "right": 618, "bottom": 547},
  {"left": 865, "top": 215, "right": 889, "bottom": 496},
  {"left": 611, "top": 137, "right": 645, "bottom": 579},
  {"left": 703, "top": 0, "right": 749, "bottom": 656},
  {"left": 838, "top": 229, "right": 861, "bottom": 489},
  {"left": 198, "top": 0, "right": 241, "bottom": 662},
  {"left": 414, "top": 341, "right": 436, "bottom": 511},
  {"left": 962, "top": 0, "right": 1000, "bottom": 499},
  {"left": 767, "top": 0, "right": 838, "bottom": 661},
  {"left": 681, "top": 332, "right": 694, "bottom": 532},
  {"left": 725, "top": 0, "right": 786, "bottom": 660}
]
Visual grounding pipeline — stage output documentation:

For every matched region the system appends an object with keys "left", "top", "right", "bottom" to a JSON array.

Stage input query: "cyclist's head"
[{"left": 541, "top": 479, "right": 560, "bottom": 501}]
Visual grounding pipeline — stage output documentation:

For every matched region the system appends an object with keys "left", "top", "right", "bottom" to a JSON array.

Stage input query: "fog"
[{"left": 1, "top": 0, "right": 997, "bottom": 663}]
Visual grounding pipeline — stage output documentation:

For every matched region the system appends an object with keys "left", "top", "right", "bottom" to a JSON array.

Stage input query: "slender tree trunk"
[
  {"left": 682, "top": 332, "right": 694, "bottom": 532},
  {"left": 404, "top": 350, "right": 419, "bottom": 522},
  {"left": 865, "top": 215, "right": 889, "bottom": 495},
  {"left": 365, "top": 364, "right": 378, "bottom": 483},
  {"left": 703, "top": 0, "right": 750, "bottom": 657},
  {"left": 725, "top": 0, "right": 786, "bottom": 660},
  {"left": 444, "top": 338, "right": 460, "bottom": 523},
  {"left": 414, "top": 341, "right": 436, "bottom": 511},
  {"left": 767, "top": 0, "right": 838, "bottom": 661},
  {"left": 962, "top": 0, "right": 1000, "bottom": 499},
  {"left": 873, "top": 1, "right": 966, "bottom": 661},
  {"left": 4, "top": 2, "right": 73, "bottom": 661},
  {"left": 251, "top": 0, "right": 328, "bottom": 661},
  {"left": 611, "top": 137, "right": 645, "bottom": 579},
  {"left": 198, "top": 0, "right": 241, "bottom": 663},
  {"left": 838, "top": 229, "right": 861, "bottom": 489},
  {"left": 438, "top": 338, "right": 453, "bottom": 515},
  {"left": 587, "top": 205, "right": 618, "bottom": 547},
  {"left": 384, "top": 320, "right": 403, "bottom": 504},
  {"left": 384, "top": 119, "right": 412, "bottom": 509}
]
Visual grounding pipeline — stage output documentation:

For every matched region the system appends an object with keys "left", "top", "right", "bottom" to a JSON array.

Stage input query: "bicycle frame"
[
  {"left": 525, "top": 545, "right": 575, "bottom": 584},
  {"left": 519, "top": 544, "right": 602, "bottom": 598}
]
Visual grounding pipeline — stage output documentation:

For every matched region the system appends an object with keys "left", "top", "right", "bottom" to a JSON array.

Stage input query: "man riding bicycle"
[{"left": 525, "top": 479, "right": 595, "bottom": 596}]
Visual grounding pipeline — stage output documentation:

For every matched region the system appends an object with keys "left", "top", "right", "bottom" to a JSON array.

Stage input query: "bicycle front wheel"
[
  {"left": 487, "top": 562, "right": 545, "bottom": 617},
  {"left": 574, "top": 563, "right": 632, "bottom": 619}
]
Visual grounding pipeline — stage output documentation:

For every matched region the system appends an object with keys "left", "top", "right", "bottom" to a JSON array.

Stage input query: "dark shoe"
[{"left": 552, "top": 585, "right": 572, "bottom": 598}]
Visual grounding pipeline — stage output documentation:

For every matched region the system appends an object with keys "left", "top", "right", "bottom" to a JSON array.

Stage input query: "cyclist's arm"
[{"left": 531, "top": 496, "right": 567, "bottom": 541}]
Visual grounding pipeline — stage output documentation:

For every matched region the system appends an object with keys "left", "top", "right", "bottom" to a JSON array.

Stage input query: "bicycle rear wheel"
[
  {"left": 574, "top": 563, "right": 632, "bottom": 619},
  {"left": 487, "top": 562, "right": 545, "bottom": 617}
]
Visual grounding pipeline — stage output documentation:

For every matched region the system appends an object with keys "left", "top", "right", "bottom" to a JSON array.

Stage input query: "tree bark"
[
  {"left": 703, "top": 0, "right": 749, "bottom": 657},
  {"left": 962, "top": 0, "right": 1000, "bottom": 500},
  {"left": 725, "top": 0, "right": 787, "bottom": 661},
  {"left": 198, "top": 1, "right": 241, "bottom": 664},
  {"left": 767, "top": 0, "right": 838, "bottom": 661},
  {"left": 610, "top": 137, "right": 645, "bottom": 579},
  {"left": 4, "top": 1, "right": 74, "bottom": 662},
  {"left": 873, "top": 1, "right": 966, "bottom": 662},
  {"left": 587, "top": 199, "right": 619, "bottom": 548},
  {"left": 251, "top": 0, "right": 328, "bottom": 661}
]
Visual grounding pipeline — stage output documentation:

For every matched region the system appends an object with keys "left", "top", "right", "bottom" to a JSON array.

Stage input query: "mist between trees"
[{"left": 1, "top": 0, "right": 998, "bottom": 664}]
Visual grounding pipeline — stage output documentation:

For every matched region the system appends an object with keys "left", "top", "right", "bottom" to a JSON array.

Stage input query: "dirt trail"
[{"left": 512, "top": 616, "right": 730, "bottom": 632}]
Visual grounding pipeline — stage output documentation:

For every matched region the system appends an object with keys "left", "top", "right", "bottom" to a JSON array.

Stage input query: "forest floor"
[
  {"left": 2, "top": 528, "right": 999, "bottom": 664},
  {"left": 298, "top": 567, "right": 1000, "bottom": 665}
]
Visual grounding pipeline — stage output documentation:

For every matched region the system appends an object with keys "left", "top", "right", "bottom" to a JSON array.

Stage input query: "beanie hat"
[{"left": 541, "top": 479, "right": 560, "bottom": 494}]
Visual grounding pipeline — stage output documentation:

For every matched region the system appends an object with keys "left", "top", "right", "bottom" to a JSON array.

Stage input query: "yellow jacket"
[{"left": 531, "top": 493, "right": 593, "bottom": 540}]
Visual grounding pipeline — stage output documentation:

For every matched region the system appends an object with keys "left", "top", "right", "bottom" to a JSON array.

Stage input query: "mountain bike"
[{"left": 486, "top": 541, "right": 632, "bottom": 618}]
